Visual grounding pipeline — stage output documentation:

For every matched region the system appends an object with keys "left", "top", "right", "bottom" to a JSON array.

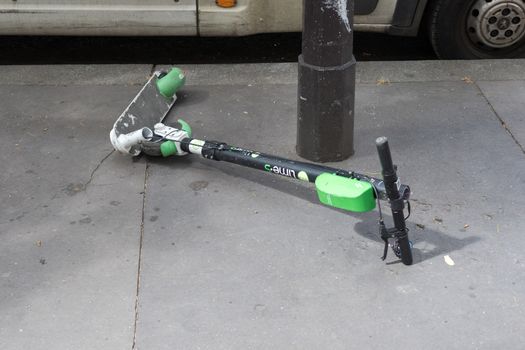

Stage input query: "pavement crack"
[
  {"left": 474, "top": 81, "right": 525, "bottom": 155},
  {"left": 131, "top": 162, "right": 149, "bottom": 350},
  {"left": 83, "top": 149, "right": 115, "bottom": 190}
]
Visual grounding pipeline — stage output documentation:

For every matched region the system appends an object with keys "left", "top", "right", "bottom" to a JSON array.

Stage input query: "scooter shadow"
[
  {"left": 147, "top": 155, "right": 480, "bottom": 265},
  {"left": 171, "top": 88, "right": 211, "bottom": 108},
  {"left": 352, "top": 211, "right": 480, "bottom": 265}
]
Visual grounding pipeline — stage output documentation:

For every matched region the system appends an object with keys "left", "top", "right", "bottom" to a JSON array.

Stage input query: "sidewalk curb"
[
  {"left": 0, "top": 60, "right": 524, "bottom": 86},
  {"left": 162, "top": 59, "right": 525, "bottom": 85},
  {"left": 0, "top": 64, "right": 153, "bottom": 86}
]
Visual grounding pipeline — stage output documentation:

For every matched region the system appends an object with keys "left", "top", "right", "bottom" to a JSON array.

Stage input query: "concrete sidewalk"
[{"left": 1, "top": 60, "right": 524, "bottom": 350}]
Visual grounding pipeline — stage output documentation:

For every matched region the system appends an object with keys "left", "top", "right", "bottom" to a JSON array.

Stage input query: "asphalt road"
[{"left": 0, "top": 32, "right": 436, "bottom": 65}]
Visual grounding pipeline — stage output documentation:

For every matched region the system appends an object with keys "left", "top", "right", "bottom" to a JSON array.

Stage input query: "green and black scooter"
[{"left": 110, "top": 68, "right": 414, "bottom": 266}]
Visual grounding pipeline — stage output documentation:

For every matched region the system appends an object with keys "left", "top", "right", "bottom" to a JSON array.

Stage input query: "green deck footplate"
[{"left": 315, "top": 173, "right": 376, "bottom": 212}]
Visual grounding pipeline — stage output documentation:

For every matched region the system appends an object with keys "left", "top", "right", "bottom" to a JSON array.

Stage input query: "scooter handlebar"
[{"left": 375, "top": 137, "right": 413, "bottom": 265}]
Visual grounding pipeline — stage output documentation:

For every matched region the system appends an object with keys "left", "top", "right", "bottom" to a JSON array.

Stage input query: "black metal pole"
[{"left": 297, "top": 0, "right": 356, "bottom": 162}]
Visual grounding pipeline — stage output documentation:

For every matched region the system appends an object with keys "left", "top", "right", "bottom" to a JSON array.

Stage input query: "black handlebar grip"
[
  {"left": 376, "top": 136, "right": 396, "bottom": 176},
  {"left": 375, "top": 137, "right": 413, "bottom": 266},
  {"left": 376, "top": 137, "right": 399, "bottom": 201}
]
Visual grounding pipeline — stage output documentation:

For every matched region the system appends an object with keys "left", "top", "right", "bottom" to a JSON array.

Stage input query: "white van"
[{"left": 0, "top": 0, "right": 524, "bottom": 59}]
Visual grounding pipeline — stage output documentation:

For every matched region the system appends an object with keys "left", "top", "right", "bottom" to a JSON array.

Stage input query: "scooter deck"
[{"left": 110, "top": 69, "right": 185, "bottom": 155}]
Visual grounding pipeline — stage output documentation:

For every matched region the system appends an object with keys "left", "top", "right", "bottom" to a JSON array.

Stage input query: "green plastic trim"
[
  {"left": 178, "top": 119, "right": 192, "bottom": 138},
  {"left": 315, "top": 173, "right": 376, "bottom": 212},
  {"left": 156, "top": 67, "right": 186, "bottom": 99},
  {"left": 160, "top": 141, "right": 177, "bottom": 157}
]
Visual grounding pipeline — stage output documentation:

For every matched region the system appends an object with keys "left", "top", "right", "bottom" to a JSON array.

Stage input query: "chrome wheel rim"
[{"left": 467, "top": 0, "right": 525, "bottom": 48}]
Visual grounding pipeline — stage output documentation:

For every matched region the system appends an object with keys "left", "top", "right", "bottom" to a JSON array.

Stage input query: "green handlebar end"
[
  {"left": 157, "top": 67, "right": 186, "bottom": 99},
  {"left": 315, "top": 173, "right": 376, "bottom": 213},
  {"left": 178, "top": 119, "right": 192, "bottom": 138},
  {"left": 160, "top": 141, "right": 178, "bottom": 157}
]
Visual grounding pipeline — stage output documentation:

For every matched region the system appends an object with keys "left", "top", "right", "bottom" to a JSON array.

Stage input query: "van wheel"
[{"left": 428, "top": 0, "right": 525, "bottom": 59}]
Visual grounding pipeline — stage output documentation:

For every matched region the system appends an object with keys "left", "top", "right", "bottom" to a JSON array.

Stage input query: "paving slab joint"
[
  {"left": 150, "top": 64, "right": 157, "bottom": 75},
  {"left": 131, "top": 163, "right": 149, "bottom": 350},
  {"left": 473, "top": 81, "right": 525, "bottom": 155}
]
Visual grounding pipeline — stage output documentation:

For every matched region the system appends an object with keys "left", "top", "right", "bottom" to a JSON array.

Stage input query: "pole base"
[{"left": 296, "top": 55, "right": 356, "bottom": 162}]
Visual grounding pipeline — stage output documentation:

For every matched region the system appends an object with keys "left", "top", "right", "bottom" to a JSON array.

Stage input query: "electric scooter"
[{"left": 110, "top": 68, "right": 414, "bottom": 265}]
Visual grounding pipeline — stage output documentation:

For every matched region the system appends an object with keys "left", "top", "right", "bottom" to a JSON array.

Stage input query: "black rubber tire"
[
  {"left": 398, "top": 238, "right": 414, "bottom": 266},
  {"left": 141, "top": 141, "right": 163, "bottom": 157},
  {"left": 427, "top": 0, "right": 525, "bottom": 59}
]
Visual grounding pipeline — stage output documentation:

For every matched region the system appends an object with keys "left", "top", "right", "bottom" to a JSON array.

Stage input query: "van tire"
[{"left": 427, "top": 0, "right": 525, "bottom": 59}]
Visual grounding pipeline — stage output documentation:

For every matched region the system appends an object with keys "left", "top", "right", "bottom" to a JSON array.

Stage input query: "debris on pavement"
[{"left": 444, "top": 255, "right": 455, "bottom": 266}]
